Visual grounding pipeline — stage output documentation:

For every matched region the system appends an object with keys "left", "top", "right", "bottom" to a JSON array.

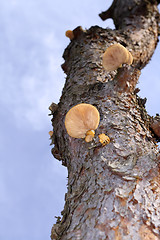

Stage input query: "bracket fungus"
[
  {"left": 65, "top": 103, "right": 100, "bottom": 142},
  {"left": 65, "top": 30, "right": 74, "bottom": 40},
  {"left": 102, "top": 43, "right": 133, "bottom": 71},
  {"left": 98, "top": 133, "right": 110, "bottom": 146}
]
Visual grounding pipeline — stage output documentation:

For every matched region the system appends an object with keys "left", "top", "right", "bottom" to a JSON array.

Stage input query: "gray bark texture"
[{"left": 50, "top": 0, "right": 160, "bottom": 239}]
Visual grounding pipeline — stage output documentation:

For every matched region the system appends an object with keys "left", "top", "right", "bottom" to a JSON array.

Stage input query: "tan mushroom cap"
[
  {"left": 102, "top": 43, "right": 133, "bottom": 71},
  {"left": 125, "top": 50, "right": 133, "bottom": 65},
  {"left": 65, "top": 103, "right": 100, "bottom": 139}
]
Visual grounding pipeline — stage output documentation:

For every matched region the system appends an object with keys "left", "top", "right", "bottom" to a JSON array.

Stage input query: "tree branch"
[
  {"left": 99, "top": 0, "right": 116, "bottom": 21},
  {"left": 50, "top": 0, "right": 160, "bottom": 239}
]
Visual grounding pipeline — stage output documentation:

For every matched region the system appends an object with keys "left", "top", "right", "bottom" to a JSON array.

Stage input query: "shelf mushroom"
[
  {"left": 102, "top": 43, "right": 133, "bottom": 71},
  {"left": 65, "top": 103, "right": 100, "bottom": 142}
]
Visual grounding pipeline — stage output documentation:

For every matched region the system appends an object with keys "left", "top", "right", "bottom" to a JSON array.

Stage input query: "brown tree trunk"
[{"left": 50, "top": 0, "right": 160, "bottom": 239}]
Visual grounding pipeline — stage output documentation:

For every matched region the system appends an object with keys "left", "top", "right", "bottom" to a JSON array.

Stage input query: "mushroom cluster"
[
  {"left": 102, "top": 43, "right": 133, "bottom": 71},
  {"left": 60, "top": 40, "right": 132, "bottom": 146},
  {"left": 65, "top": 103, "right": 100, "bottom": 142}
]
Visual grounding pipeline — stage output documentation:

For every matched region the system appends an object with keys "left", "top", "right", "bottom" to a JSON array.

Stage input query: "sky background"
[{"left": 0, "top": 1, "right": 160, "bottom": 240}]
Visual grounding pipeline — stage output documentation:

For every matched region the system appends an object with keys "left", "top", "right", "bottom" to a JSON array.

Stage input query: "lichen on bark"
[{"left": 50, "top": 0, "right": 160, "bottom": 239}]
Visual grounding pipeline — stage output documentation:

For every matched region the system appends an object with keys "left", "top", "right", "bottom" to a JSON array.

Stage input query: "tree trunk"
[{"left": 50, "top": 0, "right": 160, "bottom": 239}]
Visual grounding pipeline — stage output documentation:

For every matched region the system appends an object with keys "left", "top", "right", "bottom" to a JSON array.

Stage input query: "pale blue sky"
[{"left": 0, "top": 1, "right": 159, "bottom": 239}]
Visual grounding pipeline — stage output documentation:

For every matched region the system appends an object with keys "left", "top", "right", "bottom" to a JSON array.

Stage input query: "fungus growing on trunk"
[
  {"left": 65, "top": 103, "right": 100, "bottom": 142},
  {"left": 102, "top": 43, "right": 133, "bottom": 71},
  {"left": 98, "top": 133, "right": 110, "bottom": 146},
  {"left": 65, "top": 30, "right": 74, "bottom": 40},
  {"left": 85, "top": 130, "right": 95, "bottom": 142},
  {"left": 49, "top": 131, "right": 53, "bottom": 137}
]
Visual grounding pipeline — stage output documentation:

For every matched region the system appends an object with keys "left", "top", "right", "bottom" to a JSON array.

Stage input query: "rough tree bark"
[{"left": 50, "top": 0, "right": 160, "bottom": 239}]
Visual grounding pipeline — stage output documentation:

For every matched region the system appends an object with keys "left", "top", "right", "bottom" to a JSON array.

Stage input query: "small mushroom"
[
  {"left": 102, "top": 43, "right": 133, "bottom": 71},
  {"left": 65, "top": 30, "right": 74, "bottom": 40},
  {"left": 49, "top": 131, "right": 53, "bottom": 137},
  {"left": 98, "top": 133, "right": 110, "bottom": 146},
  {"left": 65, "top": 103, "right": 100, "bottom": 142},
  {"left": 85, "top": 130, "right": 95, "bottom": 142}
]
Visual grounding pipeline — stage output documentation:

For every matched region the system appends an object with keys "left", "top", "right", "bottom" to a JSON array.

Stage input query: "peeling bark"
[{"left": 50, "top": 0, "right": 160, "bottom": 239}]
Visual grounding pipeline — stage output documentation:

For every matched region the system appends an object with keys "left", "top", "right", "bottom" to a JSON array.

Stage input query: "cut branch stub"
[
  {"left": 150, "top": 116, "right": 160, "bottom": 138},
  {"left": 64, "top": 103, "right": 100, "bottom": 142},
  {"left": 102, "top": 43, "right": 133, "bottom": 71},
  {"left": 49, "top": 102, "right": 58, "bottom": 114},
  {"left": 99, "top": 0, "right": 116, "bottom": 21}
]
